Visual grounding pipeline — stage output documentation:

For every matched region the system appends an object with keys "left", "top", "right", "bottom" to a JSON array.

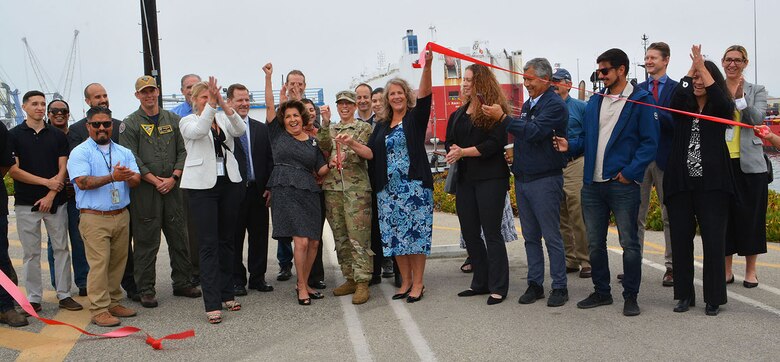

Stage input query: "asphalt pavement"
[{"left": 1, "top": 211, "right": 779, "bottom": 361}]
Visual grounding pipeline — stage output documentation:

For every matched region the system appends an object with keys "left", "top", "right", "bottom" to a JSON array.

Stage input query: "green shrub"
[
  {"left": 433, "top": 173, "right": 780, "bottom": 242},
  {"left": 4, "top": 174, "right": 12, "bottom": 196}
]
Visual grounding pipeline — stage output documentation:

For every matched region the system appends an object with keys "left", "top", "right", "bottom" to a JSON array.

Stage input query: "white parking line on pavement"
[
  {"left": 380, "top": 283, "right": 437, "bottom": 362},
  {"left": 708, "top": 261, "right": 780, "bottom": 298},
  {"left": 607, "top": 248, "right": 780, "bottom": 317},
  {"left": 322, "top": 223, "right": 373, "bottom": 361}
]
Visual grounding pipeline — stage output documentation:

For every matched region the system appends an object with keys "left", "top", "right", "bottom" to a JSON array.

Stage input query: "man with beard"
[
  {"left": 229, "top": 83, "right": 275, "bottom": 295},
  {"left": 68, "top": 106, "right": 140, "bottom": 327},
  {"left": 69, "top": 83, "right": 137, "bottom": 299}
]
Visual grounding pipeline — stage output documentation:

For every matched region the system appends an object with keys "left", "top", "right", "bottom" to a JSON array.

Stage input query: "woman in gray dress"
[{"left": 264, "top": 63, "right": 329, "bottom": 305}]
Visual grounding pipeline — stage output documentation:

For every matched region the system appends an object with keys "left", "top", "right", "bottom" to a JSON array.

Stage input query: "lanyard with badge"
[{"left": 100, "top": 145, "right": 121, "bottom": 204}]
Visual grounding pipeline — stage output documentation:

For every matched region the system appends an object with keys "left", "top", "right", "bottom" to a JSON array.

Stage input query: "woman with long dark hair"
[
  {"left": 664, "top": 46, "right": 734, "bottom": 316},
  {"left": 445, "top": 64, "right": 511, "bottom": 305}
]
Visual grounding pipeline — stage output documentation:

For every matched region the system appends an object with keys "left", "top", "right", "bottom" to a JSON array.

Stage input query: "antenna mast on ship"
[{"left": 140, "top": 0, "right": 163, "bottom": 107}]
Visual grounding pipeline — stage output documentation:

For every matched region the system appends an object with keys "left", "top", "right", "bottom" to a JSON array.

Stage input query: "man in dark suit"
[
  {"left": 635, "top": 42, "right": 678, "bottom": 287},
  {"left": 68, "top": 83, "right": 137, "bottom": 300},
  {"left": 228, "top": 83, "right": 274, "bottom": 295}
]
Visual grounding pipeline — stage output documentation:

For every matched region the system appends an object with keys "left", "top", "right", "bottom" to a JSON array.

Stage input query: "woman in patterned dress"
[
  {"left": 663, "top": 46, "right": 734, "bottom": 316},
  {"left": 368, "top": 51, "right": 433, "bottom": 303}
]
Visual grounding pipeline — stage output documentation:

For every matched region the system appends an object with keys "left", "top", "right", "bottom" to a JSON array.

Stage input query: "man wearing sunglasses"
[
  {"left": 567, "top": 48, "right": 659, "bottom": 317},
  {"left": 68, "top": 106, "right": 141, "bottom": 327}
]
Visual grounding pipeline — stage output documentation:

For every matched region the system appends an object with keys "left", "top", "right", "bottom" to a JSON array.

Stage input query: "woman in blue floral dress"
[{"left": 368, "top": 51, "right": 433, "bottom": 303}]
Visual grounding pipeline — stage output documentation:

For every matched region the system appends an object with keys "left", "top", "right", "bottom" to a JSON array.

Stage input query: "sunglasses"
[
  {"left": 48, "top": 108, "right": 69, "bottom": 115},
  {"left": 88, "top": 121, "right": 113, "bottom": 129},
  {"left": 596, "top": 67, "right": 618, "bottom": 76}
]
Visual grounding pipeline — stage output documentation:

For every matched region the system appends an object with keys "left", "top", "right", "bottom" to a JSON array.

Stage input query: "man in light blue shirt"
[
  {"left": 67, "top": 106, "right": 141, "bottom": 327},
  {"left": 170, "top": 74, "right": 201, "bottom": 117}
]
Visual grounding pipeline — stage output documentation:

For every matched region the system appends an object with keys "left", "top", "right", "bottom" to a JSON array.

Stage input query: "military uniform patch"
[
  {"left": 119, "top": 121, "right": 126, "bottom": 134},
  {"left": 141, "top": 124, "right": 154, "bottom": 136},
  {"left": 158, "top": 125, "right": 173, "bottom": 134}
]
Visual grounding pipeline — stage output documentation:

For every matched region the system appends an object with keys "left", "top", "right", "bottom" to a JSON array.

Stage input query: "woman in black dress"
[
  {"left": 263, "top": 63, "right": 329, "bottom": 305},
  {"left": 664, "top": 46, "right": 734, "bottom": 316}
]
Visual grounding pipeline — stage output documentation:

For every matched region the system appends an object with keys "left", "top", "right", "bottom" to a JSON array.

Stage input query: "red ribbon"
[
  {"left": 415, "top": 42, "right": 754, "bottom": 129},
  {"left": 0, "top": 268, "right": 194, "bottom": 350}
]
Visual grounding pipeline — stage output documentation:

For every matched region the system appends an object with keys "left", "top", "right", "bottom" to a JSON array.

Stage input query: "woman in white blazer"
[{"left": 180, "top": 77, "right": 246, "bottom": 324}]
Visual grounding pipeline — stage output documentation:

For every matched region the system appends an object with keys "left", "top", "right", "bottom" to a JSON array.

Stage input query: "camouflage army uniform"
[
  {"left": 119, "top": 108, "right": 193, "bottom": 296},
  {"left": 318, "top": 120, "right": 373, "bottom": 283}
]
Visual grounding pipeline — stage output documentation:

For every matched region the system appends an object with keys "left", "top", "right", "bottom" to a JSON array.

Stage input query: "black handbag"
[
  {"left": 765, "top": 153, "right": 773, "bottom": 184},
  {"left": 444, "top": 106, "right": 468, "bottom": 195}
]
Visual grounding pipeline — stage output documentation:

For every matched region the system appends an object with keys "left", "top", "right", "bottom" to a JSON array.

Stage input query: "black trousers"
[
  {"left": 666, "top": 188, "right": 729, "bottom": 306},
  {"left": 189, "top": 178, "right": 245, "bottom": 311},
  {"left": 370, "top": 192, "right": 383, "bottom": 277},
  {"left": 233, "top": 182, "right": 271, "bottom": 287},
  {"left": 457, "top": 177, "right": 509, "bottom": 297},
  {"left": 120, "top": 218, "right": 137, "bottom": 296},
  {"left": 309, "top": 193, "right": 326, "bottom": 283}
]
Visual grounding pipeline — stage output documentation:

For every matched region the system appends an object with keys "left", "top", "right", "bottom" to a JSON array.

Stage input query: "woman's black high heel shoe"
[
  {"left": 406, "top": 286, "right": 425, "bottom": 303},
  {"left": 673, "top": 296, "right": 695, "bottom": 313},
  {"left": 296, "top": 289, "right": 312, "bottom": 305},
  {"left": 392, "top": 286, "right": 412, "bottom": 300}
]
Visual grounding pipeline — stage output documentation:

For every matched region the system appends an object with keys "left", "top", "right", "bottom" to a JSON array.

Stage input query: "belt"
[{"left": 80, "top": 208, "right": 126, "bottom": 216}]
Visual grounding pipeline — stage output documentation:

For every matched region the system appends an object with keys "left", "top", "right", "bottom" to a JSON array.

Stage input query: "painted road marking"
[{"left": 380, "top": 283, "right": 436, "bottom": 361}]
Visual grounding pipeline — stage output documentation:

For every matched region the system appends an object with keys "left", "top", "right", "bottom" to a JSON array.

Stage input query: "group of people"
[
  {"left": 448, "top": 42, "right": 770, "bottom": 317},
  {"left": 0, "top": 42, "right": 772, "bottom": 328}
]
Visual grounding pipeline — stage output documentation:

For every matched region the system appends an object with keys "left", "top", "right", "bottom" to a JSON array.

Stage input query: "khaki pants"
[
  {"left": 559, "top": 156, "right": 590, "bottom": 269},
  {"left": 638, "top": 161, "right": 672, "bottom": 269},
  {"left": 80, "top": 210, "right": 130, "bottom": 316}
]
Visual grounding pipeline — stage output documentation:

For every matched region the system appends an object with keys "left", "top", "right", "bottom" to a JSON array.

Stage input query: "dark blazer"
[
  {"left": 368, "top": 95, "right": 433, "bottom": 191},
  {"left": 445, "top": 103, "right": 509, "bottom": 182},
  {"left": 505, "top": 87, "right": 568, "bottom": 182},
  {"left": 234, "top": 117, "right": 274, "bottom": 197},
  {"left": 68, "top": 117, "right": 122, "bottom": 151},
  {"left": 663, "top": 77, "right": 735, "bottom": 201},
  {"left": 637, "top": 76, "right": 679, "bottom": 171}
]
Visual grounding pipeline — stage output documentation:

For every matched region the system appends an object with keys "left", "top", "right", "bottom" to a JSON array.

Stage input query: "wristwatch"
[{"left": 172, "top": 174, "right": 180, "bottom": 181}]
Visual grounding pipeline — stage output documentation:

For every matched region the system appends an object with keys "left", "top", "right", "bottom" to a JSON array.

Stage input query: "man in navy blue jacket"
[
  {"left": 487, "top": 58, "right": 569, "bottom": 307},
  {"left": 568, "top": 48, "right": 659, "bottom": 316},
  {"left": 636, "top": 42, "right": 678, "bottom": 287}
]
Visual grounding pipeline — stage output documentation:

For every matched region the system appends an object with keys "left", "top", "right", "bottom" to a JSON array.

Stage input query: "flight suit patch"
[
  {"left": 158, "top": 125, "right": 173, "bottom": 135},
  {"left": 141, "top": 124, "right": 155, "bottom": 136}
]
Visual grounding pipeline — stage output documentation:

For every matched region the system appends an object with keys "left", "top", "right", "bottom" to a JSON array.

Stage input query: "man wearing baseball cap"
[
  {"left": 552, "top": 69, "right": 591, "bottom": 279},
  {"left": 318, "top": 90, "right": 374, "bottom": 304},
  {"left": 119, "top": 76, "right": 200, "bottom": 308}
]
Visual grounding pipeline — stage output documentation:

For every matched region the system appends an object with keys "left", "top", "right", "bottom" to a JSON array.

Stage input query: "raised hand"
[
  {"left": 735, "top": 76, "right": 745, "bottom": 99},
  {"left": 320, "top": 105, "right": 331, "bottom": 127},
  {"left": 263, "top": 63, "right": 273, "bottom": 77},
  {"left": 208, "top": 76, "right": 221, "bottom": 108},
  {"left": 690, "top": 44, "right": 704, "bottom": 71},
  {"left": 424, "top": 50, "right": 433, "bottom": 68},
  {"left": 481, "top": 104, "right": 505, "bottom": 121},
  {"left": 279, "top": 84, "right": 288, "bottom": 103}
]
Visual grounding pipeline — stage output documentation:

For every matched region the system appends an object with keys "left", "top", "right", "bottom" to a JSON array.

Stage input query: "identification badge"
[
  {"left": 725, "top": 127, "right": 734, "bottom": 142},
  {"left": 158, "top": 125, "right": 173, "bottom": 134},
  {"left": 111, "top": 188, "right": 120, "bottom": 205},
  {"left": 216, "top": 157, "right": 225, "bottom": 176}
]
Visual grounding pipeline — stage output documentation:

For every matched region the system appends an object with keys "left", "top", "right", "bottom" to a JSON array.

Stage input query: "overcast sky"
[{"left": 1, "top": 0, "right": 777, "bottom": 119}]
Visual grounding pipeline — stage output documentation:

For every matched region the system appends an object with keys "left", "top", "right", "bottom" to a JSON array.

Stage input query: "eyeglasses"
[
  {"left": 596, "top": 67, "right": 616, "bottom": 76},
  {"left": 48, "top": 108, "right": 69, "bottom": 115},
  {"left": 723, "top": 58, "right": 745, "bottom": 65},
  {"left": 88, "top": 121, "right": 113, "bottom": 129}
]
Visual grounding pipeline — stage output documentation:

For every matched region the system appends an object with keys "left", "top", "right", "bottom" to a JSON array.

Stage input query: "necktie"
[
  {"left": 652, "top": 79, "right": 660, "bottom": 101},
  {"left": 239, "top": 132, "right": 253, "bottom": 181}
]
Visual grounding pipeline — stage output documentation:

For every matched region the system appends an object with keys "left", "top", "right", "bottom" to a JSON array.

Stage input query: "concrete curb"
[{"left": 429, "top": 244, "right": 467, "bottom": 259}]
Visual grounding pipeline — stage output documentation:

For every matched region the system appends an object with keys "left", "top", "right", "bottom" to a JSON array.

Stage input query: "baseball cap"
[
  {"left": 135, "top": 76, "right": 158, "bottom": 92},
  {"left": 552, "top": 69, "right": 572, "bottom": 81},
  {"left": 335, "top": 90, "right": 357, "bottom": 104}
]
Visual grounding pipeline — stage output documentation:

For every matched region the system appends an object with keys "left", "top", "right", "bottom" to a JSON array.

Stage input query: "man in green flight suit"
[{"left": 119, "top": 75, "right": 201, "bottom": 308}]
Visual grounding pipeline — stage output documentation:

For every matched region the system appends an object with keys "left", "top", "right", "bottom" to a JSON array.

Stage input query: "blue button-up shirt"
[
  {"left": 564, "top": 95, "right": 587, "bottom": 158},
  {"left": 170, "top": 102, "right": 193, "bottom": 117},
  {"left": 67, "top": 138, "right": 139, "bottom": 211},
  {"left": 648, "top": 73, "right": 669, "bottom": 98}
]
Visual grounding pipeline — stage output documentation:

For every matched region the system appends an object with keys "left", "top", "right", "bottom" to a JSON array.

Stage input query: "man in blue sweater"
[{"left": 568, "top": 49, "right": 659, "bottom": 316}]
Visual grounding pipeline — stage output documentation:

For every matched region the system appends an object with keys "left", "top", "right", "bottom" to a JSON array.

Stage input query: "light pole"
[
  {"left": 753, "top": 0, "right": 758, "bottom": 83},
  {"left": 641, "top": 34, "right": 649, "bottom": 81}
]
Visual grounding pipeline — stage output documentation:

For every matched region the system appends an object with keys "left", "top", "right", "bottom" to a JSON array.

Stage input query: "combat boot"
[
  {"left": 333, "top": 279, "right": 357, "bottom": 296},
  {"left": 352, "top": 282, "right": 370, "bottom": 305}
]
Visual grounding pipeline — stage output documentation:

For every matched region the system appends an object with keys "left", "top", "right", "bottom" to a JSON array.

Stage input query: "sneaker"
[
  {"left": 277, "top": 265, "right": 293, "bottom": 281},
  {"left": 623, "top": 297, "right": 641, "bottom": 316},
  {"left": 518, "top": 283, "right": 544, "bottom": 304},
  {"left": 662, "top": 268, "right": 674, "bottom": 287},
  {"left": 59, "top": 297, "right": 83, "bottom": 311},
  {"left": 547, "top": 288, "right": 569, "bottom": 307},
  {"left": 92, "top": 311, "right": 120, "bottom": 327},
  {"left": 108, "top": 304, "right": 137, "bottom": 318},
  {"left": 577, "top": 292, "right": 614, "bottom": 309},
  {"left": 173, "top": 286, "right": 202, "bottom": 298},
  {"left": 0, "top": 309, "right": 29, "bottom": 327}
]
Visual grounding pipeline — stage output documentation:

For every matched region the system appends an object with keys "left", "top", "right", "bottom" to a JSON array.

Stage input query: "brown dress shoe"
[
  {"left": 579, "top": 267, "right": 592, "bottom": 278},
  {"left": 662, "top": 268, "right": 674, "bottom": 287},
  {"left": 173, "top": 287, "right": 202, "bottom": 298},
  {"left": 0, "top": 309, "right": 29, "bottom": 327},
  {"left": 108, "top": 304, "right": 137, "bottom": 318},
  {"left": 59, "top": 297, "right": 83, "bottom": 311},
  {"left": 92, "top": 311, "right": 120, "bottom": 327},
  {"left": 140, "top": 294, "right": 158, "bottom": 308}
]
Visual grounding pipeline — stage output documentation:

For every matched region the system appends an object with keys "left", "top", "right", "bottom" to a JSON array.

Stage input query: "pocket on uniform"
[{"left": 185, "top": 158, "right": 203, "bottom": 167}]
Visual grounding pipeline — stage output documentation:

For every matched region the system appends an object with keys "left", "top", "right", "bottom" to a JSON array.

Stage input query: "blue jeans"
[
  {"left": 515, "top": 175, "right": 567, "bottom": 290},
  {"left": 581, "top": 181, "right": 642, "bottom": 299},
  {"left": 47, "top": 198, "right": 88, "bottom": 288},
  {"left": 277, "top": 237, "right": 293, "bottom": 269}
]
